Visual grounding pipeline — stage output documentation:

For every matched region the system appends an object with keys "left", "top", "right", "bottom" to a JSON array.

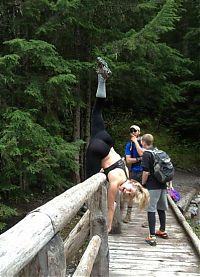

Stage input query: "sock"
[{"left": 96, "top": 74, "right": 106, "bottom": 98}]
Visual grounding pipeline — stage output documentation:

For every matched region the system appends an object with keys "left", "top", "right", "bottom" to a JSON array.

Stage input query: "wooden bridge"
[
  {"left": 109, "top": 199, "right": 200, "bottom": 276},
  {"left": 0, "top": 173, "right": 199, "bottom": 277}
]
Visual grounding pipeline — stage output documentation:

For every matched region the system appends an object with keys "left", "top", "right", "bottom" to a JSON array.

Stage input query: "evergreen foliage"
[
  {"left": 0, "top": 203, "right": 17, "bottom": 231},
  {"left": 168, "top": 0, "right": 200, "bottom": 139},
  {"left": 0, "top": 36, "right": 83, "bottom": 231},
  {"left": 0, "top": 110, "right": 81, "bottom": 191},
  {"left": 105, "top": 0, "right": 191, "bottom": 121}
]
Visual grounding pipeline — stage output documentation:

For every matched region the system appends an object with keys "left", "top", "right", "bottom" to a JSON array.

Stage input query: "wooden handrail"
[
  {"left": 168, "top": 194, "right": 200, "bottom": 257},
  {"left": 33, "top": 173, "right": 106, "bottom": 233},
  {"left": 73, "top": 235, "right": 101, "bottom": 277},
  {"left": 64, "top": 209, "right": 90, "bottom": 261},
  {"left": 0, "top": 173, "right": 106, "bottom": 276},
  {"left": 0, "top": 212, "right": 54, "bottom": 276}
]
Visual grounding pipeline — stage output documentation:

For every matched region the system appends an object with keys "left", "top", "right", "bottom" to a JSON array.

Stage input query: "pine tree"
[
  {"left": 169, "top": 0, "right": 200, "bottom": 139},
  {"left": 0, "top": 38, "right": 83, "bottom": 192},
  {"left": 103, "top": 0, "right": 191, "bottom": 122}
]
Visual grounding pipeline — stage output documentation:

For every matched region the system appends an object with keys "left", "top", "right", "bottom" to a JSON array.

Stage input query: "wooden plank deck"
[{"left": 108, "top": 205, "right": 200, "bottom": 277}]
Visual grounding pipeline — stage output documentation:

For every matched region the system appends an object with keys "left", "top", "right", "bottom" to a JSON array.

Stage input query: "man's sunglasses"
[{"left": 130, "top": 128, "right": 138, "bottom": 133}]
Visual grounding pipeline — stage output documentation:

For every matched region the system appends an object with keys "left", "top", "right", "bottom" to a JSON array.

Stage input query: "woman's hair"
[{"left": 131, "top": 180, "right": 149, "bottom": 210}]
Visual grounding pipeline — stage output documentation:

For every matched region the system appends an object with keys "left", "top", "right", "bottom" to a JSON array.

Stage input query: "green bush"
[{"left": 0, "top": 203, "right": 17, "bottom": 232}]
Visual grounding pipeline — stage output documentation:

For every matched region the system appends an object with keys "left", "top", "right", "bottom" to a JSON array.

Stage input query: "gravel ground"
[
  {"left": 173, "top": 168, "right": 200, "bottom": 195},
  {"left": 172, "top": 169, "right": 200, "bottom": 239}
]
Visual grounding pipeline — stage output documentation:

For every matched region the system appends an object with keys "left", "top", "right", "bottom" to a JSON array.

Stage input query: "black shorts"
[{"left": 104, "top": 159, "right": 128, "bottom": 180}]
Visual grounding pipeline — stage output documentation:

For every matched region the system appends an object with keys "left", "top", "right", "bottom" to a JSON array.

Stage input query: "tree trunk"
[
  {"left": 73, "top": 89, "right": 81, "bottom": 184},
  {"left": 72, "top": 26, "right": 82, "bottom": 184},
  {"left": 82, "top": 71, "right": 92, "bottom": 180}
]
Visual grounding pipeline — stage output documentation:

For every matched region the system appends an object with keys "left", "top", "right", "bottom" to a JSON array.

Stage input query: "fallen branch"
[{"left": 168, "top": 194, "right": 200, "bottom": 257}]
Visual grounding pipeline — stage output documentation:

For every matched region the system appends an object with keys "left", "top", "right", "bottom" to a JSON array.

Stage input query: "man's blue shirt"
[{"left": 125, "top": 141, "right": 143, "bottom": 173}]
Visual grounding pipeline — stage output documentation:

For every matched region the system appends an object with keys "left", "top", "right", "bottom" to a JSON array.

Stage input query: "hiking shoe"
[
  {"left": 123, "top": 213, "right": 131, "bottom": 223},
  {"left": 141, "top": 221, "right": 148, "bottom": 228},
  {"left": 145, "top": 235, "right": 157, "bottom": 246},
  {"left": 155, "top": 230, "right": 169, "bottom": 239},
  {"left": 96, "top": 57, "right": 112, "bottom": 79}
]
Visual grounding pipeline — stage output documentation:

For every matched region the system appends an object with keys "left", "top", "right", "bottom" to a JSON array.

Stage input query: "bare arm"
[
  {"left": 131, "top": 136, "right": 145, "bottom": 156},
  {"left": 142, "top": 171, "right": 149, "bottom": 186},
  {"left": 126, "top": 155, "right": 142, "bottom": 165},
  {"left": 107, "top": 179, "right": 120, "bottom": 233}
]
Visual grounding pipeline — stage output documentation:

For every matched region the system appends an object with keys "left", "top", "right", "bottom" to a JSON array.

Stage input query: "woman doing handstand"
[{"left": 86, "top": 58, "right": 149, "bottom": 232}]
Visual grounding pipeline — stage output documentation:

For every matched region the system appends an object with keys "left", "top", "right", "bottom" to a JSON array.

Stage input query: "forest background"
[{"left": 0, "top": 0, "right": 199, "bottom": 231}]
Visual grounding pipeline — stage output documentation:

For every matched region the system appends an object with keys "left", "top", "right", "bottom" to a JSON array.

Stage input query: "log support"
[
  {"left": 18, "top": 233, "right": 66, "bottom": 277},
  {"left": 88, "top": 182, "right": 109, "bottom": 277}
]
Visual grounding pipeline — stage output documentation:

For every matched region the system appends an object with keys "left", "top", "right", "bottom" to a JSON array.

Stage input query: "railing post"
[
  {"left": 88, "top": 181, "right": 109, "bottom": 277},
  {"left": 17, "top": 233, "right": 66, "bottom": 277}
]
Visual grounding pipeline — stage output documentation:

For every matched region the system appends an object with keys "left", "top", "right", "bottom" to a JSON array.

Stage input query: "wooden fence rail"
[
  {"left": 0, "top": 173, "right": 110, "bottom": 277},
  {"left": 168, "top": 194, "right": 200, "bottom": 257}
]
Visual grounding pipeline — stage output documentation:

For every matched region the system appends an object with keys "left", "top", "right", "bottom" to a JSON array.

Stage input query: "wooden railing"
[{"left": 0, "top": 173, "right": 111, "bottom": 277}]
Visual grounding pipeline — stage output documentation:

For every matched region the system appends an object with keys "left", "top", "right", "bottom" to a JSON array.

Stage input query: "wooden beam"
[
  {"left": 64, "top": 210, "right": 90, "bottom": 262},
  {"left": 0, "top": 173, "right": 106, "bottom": 276},
  {"left": 73, "top": 235, "right": 101, "bottom": 277},
  {"left": 168, "top": 194, "right": 200, "bottom": 257},
  {"left": 0, "top": 212, "right": 54, "bottom": 276},
  {"left": 34, "top": 173, "right": 106, "bottom": 233},
  {"left": 17, "top": 233, "right": 66, "bottom": 277},
  {"left": 88, "top": 184, "right": 109, "bottom": 277}
]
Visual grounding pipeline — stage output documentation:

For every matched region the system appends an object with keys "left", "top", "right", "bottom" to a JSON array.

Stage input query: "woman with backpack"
[{"left": 86, "top": 58, "right": 149, "bottom": 233}]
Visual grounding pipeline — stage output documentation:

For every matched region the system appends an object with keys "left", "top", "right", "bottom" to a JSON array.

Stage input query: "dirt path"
[{"left": 173, "top": 169, "right": 200, "bottom": 196}]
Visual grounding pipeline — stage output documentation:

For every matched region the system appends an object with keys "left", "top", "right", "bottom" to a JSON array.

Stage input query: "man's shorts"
[{"left": 147, "top": 189, "right": 168, "bottom": 212}]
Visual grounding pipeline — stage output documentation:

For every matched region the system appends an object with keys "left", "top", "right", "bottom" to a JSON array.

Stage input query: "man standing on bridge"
[
  {"left": 133, "top": 133, "right": 169, "bottom": 246},
  {"left": 124, "top": 125, "right": 143, "bottom": 223}
]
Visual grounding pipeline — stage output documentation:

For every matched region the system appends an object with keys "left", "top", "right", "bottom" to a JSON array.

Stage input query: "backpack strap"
[
  {"left": 144, "top": 148, "right": 157, "bottom": 174},
  {"left": 145, "top": 149, "right": 156, "bottom": 164}
]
